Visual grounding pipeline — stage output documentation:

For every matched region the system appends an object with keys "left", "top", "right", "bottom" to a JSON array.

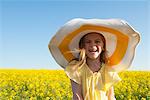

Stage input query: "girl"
[
  {"left": 66, "top": 32, "right": 118, "bottom": 100},
  {"left": 49, "top": 18, "right": 140, "bottom": 100}
]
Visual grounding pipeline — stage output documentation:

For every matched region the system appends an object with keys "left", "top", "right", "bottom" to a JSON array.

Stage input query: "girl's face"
[{"left": 83, "top": 33, "right": 104, "bottom": 60}]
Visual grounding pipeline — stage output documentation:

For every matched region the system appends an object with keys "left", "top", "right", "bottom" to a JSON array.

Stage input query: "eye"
[
  {"left": 95, "top": 40, "right": 101, "bottom": 44},
  {"left": 85, "top": 40, "right": 91, "bottom": 43}
]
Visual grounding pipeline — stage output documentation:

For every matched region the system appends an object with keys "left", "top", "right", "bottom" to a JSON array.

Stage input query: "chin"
[{"left": 87, "top": 56, "right": 99, "bottom": 60}]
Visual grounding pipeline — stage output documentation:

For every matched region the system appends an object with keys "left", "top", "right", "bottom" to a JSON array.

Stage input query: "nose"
[
  {"left": 89, "top": 42, "right": 97, "bottom": 49},
  {"left": 92, "top": 46, "right": 97, "bottom": 50}
]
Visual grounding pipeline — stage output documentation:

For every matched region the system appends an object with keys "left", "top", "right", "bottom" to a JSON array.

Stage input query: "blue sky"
[{"left": 0, "top": 0, "right": 150, "bottom": 70}]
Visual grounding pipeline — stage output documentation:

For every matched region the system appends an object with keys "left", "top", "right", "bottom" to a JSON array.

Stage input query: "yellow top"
[{"left": 64, "top": 60, "right": 121, "bottom": 100}]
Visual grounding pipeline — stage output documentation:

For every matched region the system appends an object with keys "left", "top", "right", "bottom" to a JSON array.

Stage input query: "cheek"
[
  {"left": 83, "top": 44, "right": 88, "bottom": 49},
  {"left": 84, "top": 46, "right": 88, "bottom": 52},
  {"left": 97, "top": 46, "right": 103, "bottom": 51},
  {"left": 82, "top": 45, "right": 89, "bottom": 54},
  {"left": 99, "top": 43, "right": 104, "bottom": 48}
]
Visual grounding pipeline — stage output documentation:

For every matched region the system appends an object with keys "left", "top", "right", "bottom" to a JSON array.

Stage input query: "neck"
[{"left": 86, "top": 57, "right": 102, "bottom": 72}]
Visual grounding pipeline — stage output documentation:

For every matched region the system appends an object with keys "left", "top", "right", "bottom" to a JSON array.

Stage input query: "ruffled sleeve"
[
  {"left": 64, "top": 60, "right": 82, "bottom": 84},
  {"left": 104, "top": 67, "right": 122, "bottom": 91}
]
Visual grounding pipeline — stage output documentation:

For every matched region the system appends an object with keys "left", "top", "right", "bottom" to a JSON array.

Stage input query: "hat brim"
[{"left": 49, "top": 18, "right": 140, "bottom": 72}]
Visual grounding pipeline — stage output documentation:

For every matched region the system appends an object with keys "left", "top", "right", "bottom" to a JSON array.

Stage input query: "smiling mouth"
[
  {"left": 89, "top": 50, "right": 98, "bottom": 52},
  {"left": 89, "top": 47, "right": 99, "bottom": 53}
]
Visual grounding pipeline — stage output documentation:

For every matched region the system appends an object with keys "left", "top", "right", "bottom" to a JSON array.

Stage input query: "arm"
[
  {"left": 107, "top": 86, "right": 115, "bottom": 100},
  {"left": 70, "top": 79, "right": 83, "bottom": 100}
]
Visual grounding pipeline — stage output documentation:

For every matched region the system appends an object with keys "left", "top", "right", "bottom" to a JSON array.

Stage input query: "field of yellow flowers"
[{"left": 0, "top": 69, "right": 150, "bottom": 100}]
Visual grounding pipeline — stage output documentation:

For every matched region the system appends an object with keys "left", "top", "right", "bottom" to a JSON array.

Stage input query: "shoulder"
[
  {"left": 103, "top": 63, "right": 116, "bottom": 72},
  {"left": 64, "top": 60, "right": 84, "bottom": 85},
  {"left": 68, "top": 60, "right": 86, "bottom": 70},
  {"left": 66, "top": 59, "right": 85, "bottom": 74}
]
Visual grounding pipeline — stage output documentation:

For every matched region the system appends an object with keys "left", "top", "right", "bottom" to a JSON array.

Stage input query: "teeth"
[{"left": 89, "top": 50, "right": 97, "bottom": 52}]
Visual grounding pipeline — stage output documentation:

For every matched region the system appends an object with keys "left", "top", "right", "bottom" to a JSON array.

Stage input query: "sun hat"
[{"left": 48, "top": 18, "right": 140, "bottom": 72}]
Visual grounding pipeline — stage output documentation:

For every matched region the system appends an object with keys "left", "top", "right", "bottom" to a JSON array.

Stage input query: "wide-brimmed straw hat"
[{"left": 48, "top": 18, "right": 140, "bottom": 72}]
